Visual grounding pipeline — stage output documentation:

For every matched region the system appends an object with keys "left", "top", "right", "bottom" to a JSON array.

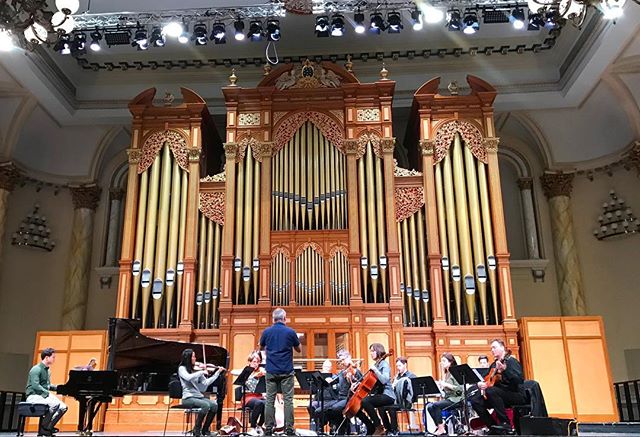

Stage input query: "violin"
[
  {"left": 342, "top": 349, "right": 394, "bottom": 418},
  {"left": 251, "top": 367, "right": 266, "bottom": 379},
  {"left": 482, "top": 350, "right": 512, "bottom": 399},
  {"left": 194, "top": 361, "right": 225, "bottom": 373}
]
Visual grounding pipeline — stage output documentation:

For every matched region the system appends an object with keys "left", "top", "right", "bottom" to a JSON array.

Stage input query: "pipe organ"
[{"left": 116, "top": 66, "right": 519, "bottom": 399}]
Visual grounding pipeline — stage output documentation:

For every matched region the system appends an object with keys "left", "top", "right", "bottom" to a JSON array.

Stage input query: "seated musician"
[
  {"left": 308, "top": 359, "right": 340, "bottom": 432},
  {"left": 328, "top": 350, "right": 362, "bottom": 435},
  {"left": 387, "top": 356, "right": 417, "bottom": 435},
  {"left": 478, "top": 355, "right": 490, "bottom": 369},
  {"left": 469, "top": 339, "right": 525, "bottom": 434},
  {"left": 178, "top": 348, "right": 225, "bottom": 437},
  {"left": 356, "top": 343, "right": 396, "bottom": 436},
  {"left": 25, "top": 347, "right": 68, "bottom": 437},
  {"left": 244, "top": 351, "right": 267, "bottom": 435},
  {"left": 427, "top": 353, "right": 463, "bottom": 436}
]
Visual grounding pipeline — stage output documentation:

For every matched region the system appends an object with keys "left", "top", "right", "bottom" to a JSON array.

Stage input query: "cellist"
[
  {"left": 469, "top": 339, "right": 525, "bottom": 434},
  {"left": 356, "top": 343, "right": 396, "bottom": 436}
]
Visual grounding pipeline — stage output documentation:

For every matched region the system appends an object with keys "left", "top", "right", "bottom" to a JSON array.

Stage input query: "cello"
[{"left": 342, "top": 349, "right": 394, "bottom": 418}]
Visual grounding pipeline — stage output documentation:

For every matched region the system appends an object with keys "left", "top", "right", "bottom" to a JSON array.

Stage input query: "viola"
[
  {"left": 342, "top": 349, "right": 394, "bottom": 418},
  {"left": 482, "top": 350, "right": 512, "bottom": 399}
]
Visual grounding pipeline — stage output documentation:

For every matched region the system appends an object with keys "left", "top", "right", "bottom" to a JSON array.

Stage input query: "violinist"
[
  {"left": 427, "top": 353, "right": 463, "bottom": 436},
  {"left": 329, "top": 350, "right": 362, "bottom": 435},
  {"left": 388, "top": 357, "right": 417, "bottom": 435},
  {"left": 308, "top": 360, "right": 339, "bottom": 432},
  {"left": 356, "top": 343, "right": 396, "bottom": 436},
  {"left": 244, "top": 351, "right": 267, "bottom": 435},
  {"left": 178, "top": 348, "right": 225, "bottom": 437},
  {"left": 469, "top": 339, "right": 525, "bottom": 434}
]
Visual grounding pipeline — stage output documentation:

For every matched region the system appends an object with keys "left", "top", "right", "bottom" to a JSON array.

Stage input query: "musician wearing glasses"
[
  {"left": 178, "top": 348, "right": 225, "bottom": 437},
  {"left": 470, "top": 339, "right": 525, "bottom": 434}
]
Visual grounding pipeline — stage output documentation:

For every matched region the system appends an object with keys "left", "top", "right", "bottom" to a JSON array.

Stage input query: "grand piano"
[{"left": 56, "top": 318, "right": 229, "bottom": 434}]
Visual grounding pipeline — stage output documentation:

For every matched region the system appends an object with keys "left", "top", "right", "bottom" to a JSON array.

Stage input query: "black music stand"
[
  {"left": 234, "top": 366, "right": 265, "bottom": 434},
  {"left": 449, "top": 364, "right": 483, "bottom": 435},
  {"left": 409, "top": 376, "right": 441, "bottom": 436},
  {"left": 296, "top": 370, "right": 319, "bottom": 432}
]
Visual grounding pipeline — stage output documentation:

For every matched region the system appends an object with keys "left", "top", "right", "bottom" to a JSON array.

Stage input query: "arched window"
[{"left": 102, "top": 162, "right": 128, "bottom": 266}]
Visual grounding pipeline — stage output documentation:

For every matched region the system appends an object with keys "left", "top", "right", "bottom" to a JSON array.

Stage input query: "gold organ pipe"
[
  {"left": 442, "top": 154, "right": 462, "bottom": 324},
  {"left": 196, "top": 214, "right": 206, "bottom": 328},
  {"left": 242, "top": 151, "right": 254, "bottom": 304},
  {"left": 288, "top": 139, "right": 294, "bottom": 230},
  {"left": 464, "top": 146, "right": 488, "bottom": 324},
  {"left": 132, "top": 170, "right": 148, "bottom": 318},
  {"left": 141, "top": 154, "right": 161, "bottom": 327},
  {"left": 408, "top": 215, "right": 421, "bottom": 322},
  {"left": 253, "top": 160, "right": 260, "bottom": 303},
  {"left": 165, "top": 162, "right": 181, "bottom": 327},
  {"left": 319, "top": 137, "right": 326, "bottom": 229},
  {"left": 365, "top": 143, "right": 379, "bottom": 301},
  {"left": 282, "top": 144, "right": 288, "bottom": 230},
  {"left": 212, "top": 222, "right": 221, "bottom": 327},
  {"left": 452, "top": 134, "right": 476, "bottom": 325},
  {"left": 401, "top": 219, "right": 414, "bottom": 326},
  {"left": 273, "top": 147, "right": 279, "bottom": 230},
  {"left": 416, "top": 208, "right": 429, "bottom": 324},
  {"left": 234, "top": 156, "right": 245, "bottom": 300},
  {"left": 357, "top": 157, "right": 368, "bottom": 303},
  {"left": 330, "top": 141, "right": 337, "bottom": 228},
  {"left": 374, "top": 155, "right": 387, "bottom": 300},
  {"left": 294, "top": 132, "right": 300, "bottom": 230},
  {"left": 280, "top": 143, "right": 285, "bottom": 230},
  {"left": 301, "top": 125, "right": 308, "bottom": 230},
  {"left": 397, "top": 222, "right": 408, "bottom": 325},
  {"left": 477, "top": 162, "right": 498, "bottom": 323},
  {"left": 176, "top": 172, "right": 188, "bottom": 321},
  {"left": 434, "top": 164, "right": 451, "bottom": 323},
  {"left": 340, "top": 152, "right": 347, "bottom": 228},
  {"left": 313, "top": 129, "right": 320, "bottom": 228},
  {"left": 205, "top": 219, "right": 214, "bottom": 328}
]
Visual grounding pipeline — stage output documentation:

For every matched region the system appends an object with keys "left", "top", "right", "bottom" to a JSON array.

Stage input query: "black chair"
[
  {"left": 508, "top": 380, "right": 547, "bottom": 435},
  {"left": 16, "top": 402, "right": 49, "bottom": 437},
  {"left": 163, "top": 376, "right": 202, "bottom": 436},
  {"left": 234, "top": 385, "right": 254, "bottom": 433},
  {"left": 382, "top": 379, "right": 421, "bottom": 434}
]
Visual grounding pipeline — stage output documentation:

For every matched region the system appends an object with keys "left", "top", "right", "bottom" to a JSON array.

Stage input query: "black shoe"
[
  {"left": 489, "top": 423, "right": 513, "bottom": 435},
  {"left": 285, "top": 428, "right": 295, "bottom": 436},
  {"left": 264, "top": 427, "right": 274, "bottom": 436}
]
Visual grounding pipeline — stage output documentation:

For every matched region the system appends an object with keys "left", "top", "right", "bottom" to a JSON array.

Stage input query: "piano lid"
[{"left": 107, "top": 318, "right": 228, "bottom": 375}]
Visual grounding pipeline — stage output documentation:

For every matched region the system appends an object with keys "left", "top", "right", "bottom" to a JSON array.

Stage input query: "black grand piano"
[{"left": 56, "top": 318, "right": 229, "bottom": 434}]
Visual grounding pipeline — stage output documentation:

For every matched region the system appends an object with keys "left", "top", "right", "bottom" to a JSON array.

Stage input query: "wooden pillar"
[
  {"left": 220, "top": 143, "right": 238, "bottom": 305},
  {"left": 343, "top": 139, "right": 362, "bottom": 302},
  {"left": 258, "top": 142, "right": 273, "bottom": 304},
  {"left": 381, "top": 138, "right": 401, "bottom": 302}
]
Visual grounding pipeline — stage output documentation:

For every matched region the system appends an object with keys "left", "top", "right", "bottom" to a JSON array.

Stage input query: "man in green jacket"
[{"left": 25, "top": 347, "right": 68, "bottom": 437}]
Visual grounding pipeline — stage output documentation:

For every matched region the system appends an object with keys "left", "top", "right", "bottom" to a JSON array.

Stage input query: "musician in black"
[
  {"left": 25, "top": 347, "right": 67, "bottom": 437},
  {"left": 356, "top": 343, "right": 396, "bottom": 436},
  {"left": 307, "top": 360, "right": 339, "bottom": 432},
  {"left": 327, "top": 350, "right": 362, "bottom": 435},
  {"left": 387, "top": 356, "right": 417, "bottom": 435},
  {"left": 178, "top": 348, "right": 225, "bottom": 437},
  {"left": 470, "top": 339, "right": 525, "bottom": 434}
]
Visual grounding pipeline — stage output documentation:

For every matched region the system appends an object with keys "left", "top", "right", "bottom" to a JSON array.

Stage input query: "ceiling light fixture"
[
  {"left": 410, "top": 9, "right": 423, "bottom": 30},
  {"left": 266, "top": 19, "right": 281, "bottom": 41},
  {"left": 248, "top": 20, "right": 263, "bottom": 41},
  {"left": 462, "top": 10, "right": 480, "bottom": 34},
  {"left": 331, "top": 14, "right": 345, "bottom": 36},
  {"left": 511, "top": 8, "right": 526, "bottom": 29},
  {"left": 387, "top": 11, "right": 403, "bottom": 33},
  {"left": 233, "top": 20, "right": 245, "bottom": 41},
  {"left": 192, "top": 22, "right": 208, "bottom": 45},
  {"left": 315, "top": 15, "right": 330, "bottom": 37},
  {"left": 370, "top": 12, "right": 385, "bottom": 34},
  {"left": 89, "top": 29, "right": 102, "bottom": 51},
  {"left": 447, "top": 9, "right": 462, "bottom": 31},
  {"left": 150, "top": 27, "right": 165, "bottom": 47},
  {"left": 211, "top": 22, "right": 227, "bottom": 44},
  {"left": 354, "top": 11, "right": 366, "bottom": 33}
]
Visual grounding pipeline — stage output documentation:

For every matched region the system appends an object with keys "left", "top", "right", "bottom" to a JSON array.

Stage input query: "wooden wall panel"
[{"left": 529, "top": 338, "right": 573, "bottom": 416}]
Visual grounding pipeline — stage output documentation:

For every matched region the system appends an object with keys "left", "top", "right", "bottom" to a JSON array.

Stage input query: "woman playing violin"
[
  {"left": 244, "top": 351, "right": 267, "bottom": 435},
  {"left": 178, "top": 348, "right": 225, "bottom": 437},
  {"left": 356, "top": 343, "right": 396, "bottom": 436},
  {"left": 469, "top": 339, "right": 525, "bottom": 434},
  {"left": 427, "top": 353, "right": 463, "bottom": 436}
]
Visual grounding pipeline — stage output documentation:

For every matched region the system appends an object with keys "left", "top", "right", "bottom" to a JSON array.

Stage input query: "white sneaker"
[
  {"left": 256, "top": 426, "right": 264, "bottom": 436},
  {"left": 248, "top": 428, "right": 260, "bottom": 436}
]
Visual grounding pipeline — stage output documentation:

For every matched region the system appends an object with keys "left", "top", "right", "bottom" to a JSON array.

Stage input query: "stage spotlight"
[
  {"left": 315, "top": 15, "right": 330, "bottom": 37},
  {"left": 387, "top": 11, "right": 402, "bottom": 33},
  {"left": 447, "top": 9, "right": 462, "bottom": 31},
  {"left": 354, "top": 11, "right": 365, "bottom": 33},
  {"left": 370, "top": 12, "right": 385, "bottom": 34},
  {"left": 54, "top": 34, "right": 71, "bottom": 54},
  {"left": 132, "top": 26, "right": 148, "bottom": 50},
  {"left": 266, "top": 19, "right": 280, "bottom": 41},
  {"left": 462, "top": 11, "right": 479, "bottom": 34},
  {"left": 211, "top": 22, "right": 226, "bottom": 44},
  {"left": 192, "top": 22, "right": 208, "bottom": 45},
  {"left": 178, "top": 25, "right": 189, "bottom": 44},
  {"left": 163, "top": 22, "right": 183, "bottom": 38},
  {"left": 411, "top": 9, "right": 423, "bottom": 30},
  {"left": 234, "top": 20, "right": 245, "bottom": 41},
  {"left": 424, "top": 6, "right": 445, "bottom": 23},
  {"left": 511, "top": 8, "right": 526, "bottom": 29},
  {"left": 89, "top": 29, "right": 102, "bottom": 51},
  {"left": 150, "top": 27, "right": 165, "bottom": 47},
  {"left": 544, "top": 10, "right": 559, "bottom": 28},
  {"left": 527, "top": 12, "right": 545, "bottom": 30},
  {"left": 248, "top": 20, "right": 263, "bottom": 41},
  {"left": 331, "top": 14, "right": 345, "bottom": 36},
  {"left": 73, "top": 32, "right": 86, "bottom": 51}
]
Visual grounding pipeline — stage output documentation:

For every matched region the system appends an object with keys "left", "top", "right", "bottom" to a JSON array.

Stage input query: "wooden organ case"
[{"left": 112, "top": 63, "right": 521, "bottom": 427}]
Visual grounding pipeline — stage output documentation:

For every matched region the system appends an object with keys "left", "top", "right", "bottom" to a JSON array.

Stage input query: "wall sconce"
[
  {"left": 11, "top": 204, "right": 55, "bottom": 251},
  {"left": 594, "top": 190, "right": 639, "bottom": 240}
]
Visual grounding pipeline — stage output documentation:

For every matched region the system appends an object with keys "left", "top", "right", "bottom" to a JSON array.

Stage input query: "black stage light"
[
  {"left": 527, "top": 12, "right": 545, "bottom": 30},
  {"left": 132, "top": 26, "right": 148, "bottom": 50},
  {"left": 211, "top": 22, "right": 226, "bottom": 44},
  {"left": 447, "top": 9, "right": 462, "bottom": 31},
  {"left": 411, "top": 8, "right": 423, "bottom": 30},
  {"left": 248, "top": 20, "right": 263, "bottom": 41},
  {"left": 105, "top": 29, "right": 132, "bottom": 46},
  {"left": 387, "top": 11, "right": 403, "bottom": 33},
  {"left": 370, "top": 12, "right": 385, "bottom": 34},
  {"left": 331, "top": 14, "right": 345, "bottom": 36},
  {"left": 266, "top": 19, "right": 280, "bottom": 41},
  {"left": 315, "top": 15, "right": 330, "bottom": 37},
  {"left": 544, "top": 10, "right": 559, "bottom": 28},
  {"left": 150, "top": 27, "right": 165, "bottom": 47},
  {"left": 234, "top": 20, "right": 245, "bottom": 41},
  {"left": 192, "top": 22, "right": 208, "bottom": 45},
  {"left": 72, "top": 32, "right": 86, "bottom": 51},
  {"left": 54, "top": 34, "right": 71, "bottom": 54},
  {"left": 89, "top": 29, "right": 102, "bottom": 51},
  {"left": 511, "top": 8, "right": 526, "bottom": 29},
  {"left": 462, "top": 11, "right": 479, "bottom": 34},
  {"left": 354, "top": 11, "right": 365, "bottom": 33}
]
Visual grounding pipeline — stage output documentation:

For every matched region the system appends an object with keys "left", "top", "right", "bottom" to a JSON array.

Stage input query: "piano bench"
[{"left": 16, "top": 402, "right": 49, "bottom": 436}]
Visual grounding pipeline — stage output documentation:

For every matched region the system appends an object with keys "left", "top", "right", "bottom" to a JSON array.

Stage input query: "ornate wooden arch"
[
  {"left": 138, "top": 129, "right": 190, "bottom": 174},
  {"left": 355, "top": 130, "right": 383, "bottom": 160},
  {"left": 432, "top": 119, "right": 487, "bottom": 164},
  {"left": 271, "top": 245, "right": 292, "bottom": 259},
  {"left": 273, "top": 111, "right": 344, "bottom": 155},
  {"left": 294, "top": 241, "right": 324, "bottom": 258},
  {"left": 199, "top": 192, "right": 225, "bottom": 225}
]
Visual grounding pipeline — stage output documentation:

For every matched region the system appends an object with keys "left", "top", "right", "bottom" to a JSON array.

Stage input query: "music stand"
[
  {"left": 409, "top": 376, "right": 441, "bottom": 436},
  {"left": 449, "top": 364, "right": 483, "bottom": 435},
  {"left": 296, "top": 370, "right": 319, "bottom": 432},
  {"left": 234, "top": 366, "right": 265, "bottom": 434}
]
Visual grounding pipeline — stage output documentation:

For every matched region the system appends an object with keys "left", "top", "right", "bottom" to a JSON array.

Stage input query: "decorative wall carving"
[
  {"left": 200, "top": 172, "right": 226, "bottom": 182},
  {"left": 356, "top": 108, "right": 381, "bottom": 122},
  {"left": 419, "top": 139, "right": 435, "bottom": 156},
  {"left": 432, "top": 120, "right": 486, "bottom": 164},
  {"left": 295, "top": 241, "right": 324, "bottom": 258},
  {"left": 138, "top": 130, "right": 189, "bottom": 174},
  {"left": 274, "top": 111, "right": 343, "bottom": 154},
  {"left": 329, "top": 244, "right": 349, "bottom": 258},
  {"left": 238, "top": 112, "right": 261, "bottom": 126},
  {"left": 357, "top": 131, "right": 380, "bottom": 160},
  {"left": 70, "top": 185, "right": 102, "bottom": 210},
  {"left": 380, "top": 137, "right": 396, "bottom": 153},
  {"left": 483, "top": 137, "right": 500, "bottom": 152},
  {"left": 127, "top": 148, "right": 142, "bottom": 164},
  {"left": 329, "top": 109, "right": 344, "bottom": 125},
  {"left": 199, "top": 191, "right": 225, "bottom": 225},
  {"left": 224, "top": 142, "right": 239, "bottom": 160},
  {"left": 0, "top": 163, "right": 20, "bottom": 192},
  {"left": 395, "top": 186, "right": 425, "bottom": 222},
  {"left": 186, "top": 147, "right": 201, "bottom": 163},
  {"left": 541, "top": 172, "right": 575, "bottom": 198},
  {"left": 252, "top": 141, "right": 274, "bottom": 162},
  {"left": 271, "top": 245, "right": 291, "bottom": 259},
  {"left": 275, "top": 60, "right": 342, "bottom": 90},
  {"left": 395, "top": 161, "right": 422, "bottom": 177}
]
